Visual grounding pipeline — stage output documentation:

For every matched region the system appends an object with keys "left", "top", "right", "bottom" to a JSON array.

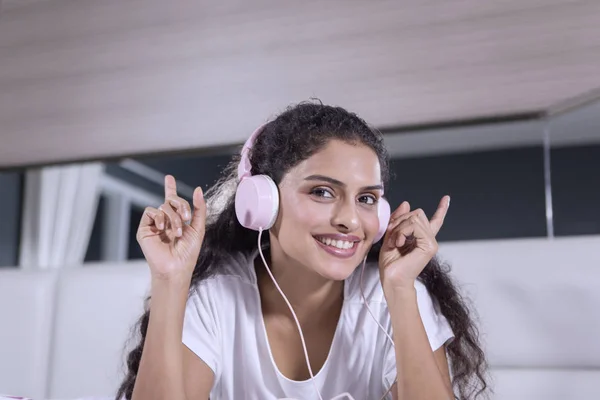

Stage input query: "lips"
[{"left": 313, "top": 234, "right": 360, "bottom": 259}]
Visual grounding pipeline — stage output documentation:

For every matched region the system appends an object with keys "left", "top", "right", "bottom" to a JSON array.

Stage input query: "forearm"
[
  {"left": 388, "top": 287, "right": 453, "bottom": 400},
  {"left": 132, "top": 274, "right": 191, "bottom": 400}
]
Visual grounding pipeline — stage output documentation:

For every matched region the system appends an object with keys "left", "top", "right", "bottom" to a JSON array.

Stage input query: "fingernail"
[
  {"left": 158, "top": 223, "right": 164, "bottom": 229},
  {"left": 185, "top": 211, "right": 190, "bottom": 220},
  {"left": 177, "top": 228, "right": 182, "bottom": 236},
  {"left": 447, "top": 196, "right": 451, "bottom": 206}
]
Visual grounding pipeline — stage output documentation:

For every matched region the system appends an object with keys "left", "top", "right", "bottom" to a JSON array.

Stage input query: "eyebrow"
[{"left": 304, "top": 174, "right": 383, "bottom": 192}]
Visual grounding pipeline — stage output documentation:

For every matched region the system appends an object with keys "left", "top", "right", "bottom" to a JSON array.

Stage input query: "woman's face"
[{"left": 271, "top": 139, "right": 383, "bottom": 281}]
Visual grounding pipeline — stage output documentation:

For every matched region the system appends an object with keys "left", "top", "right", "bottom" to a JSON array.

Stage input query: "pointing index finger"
[
  {"left": 164, "top": 175, "right": 178, "bottom": 199},
  {"left": 429, "top": 195, "right": 450, "bottom": 235}
]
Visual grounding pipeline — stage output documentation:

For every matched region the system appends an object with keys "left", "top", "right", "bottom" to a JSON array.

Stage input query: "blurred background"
[{"left": 0, "top": 1, "right": 599, "bottom": 399}]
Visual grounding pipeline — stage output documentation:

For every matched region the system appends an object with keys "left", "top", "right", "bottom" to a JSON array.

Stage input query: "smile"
[{"left": 313, "top": 236, "right": 359, "bottom": 258}]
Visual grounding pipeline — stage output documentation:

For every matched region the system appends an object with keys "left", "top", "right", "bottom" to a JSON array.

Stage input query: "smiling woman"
[{"left": 117, "top": 101, "right": 488, "bottom": 400}]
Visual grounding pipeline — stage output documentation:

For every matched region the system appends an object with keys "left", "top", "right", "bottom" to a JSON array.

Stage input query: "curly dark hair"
[{"left": 116, "top": 101, "right": 489, "bottom": 399}]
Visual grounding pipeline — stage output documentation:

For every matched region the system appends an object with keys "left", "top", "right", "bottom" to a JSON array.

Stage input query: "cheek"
[
  {"left": 279, "top": 195, "right": 329, "bottom": 232},
  {"left": 274, "top": 198, "right": 324, "bottom": 257},
  {"left": 360, "top": 208, "right": 380, "bottom": 238}
]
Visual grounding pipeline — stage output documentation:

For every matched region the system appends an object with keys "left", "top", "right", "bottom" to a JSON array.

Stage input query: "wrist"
[
  {"left": 151, "top": 270, "right": 193, "bottom": 290},
  {"left": 384, "top": 284, "right": 417, "bottom": 306},
  {"left": 150, "top": 274, "right": 191, "bottom": 312},
  {"left": 382, "top": 277, "right": 417, "bottom": 294}
]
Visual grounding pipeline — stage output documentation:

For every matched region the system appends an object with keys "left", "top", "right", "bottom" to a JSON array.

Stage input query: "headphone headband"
[
  {"left": 235, "top": 121, "right": 390, "bottom": 240},
  {"left": 237, "top": 122, "right": 386, "bottom": 193},
  {"left": 237, "top": 124, "right": 267, "bottom": 181}
]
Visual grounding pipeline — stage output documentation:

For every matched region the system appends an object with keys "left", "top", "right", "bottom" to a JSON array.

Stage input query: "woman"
[{"left": 117, "top": 102, "right": 488, "bottom": 400}]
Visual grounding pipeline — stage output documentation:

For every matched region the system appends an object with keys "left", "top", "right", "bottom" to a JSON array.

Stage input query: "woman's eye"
[
  {"left": 359, "top": 195, "right": 377, "bottom": 205},
  {"left": 311, "top": 188, "right": 334, "bottom": 198}
]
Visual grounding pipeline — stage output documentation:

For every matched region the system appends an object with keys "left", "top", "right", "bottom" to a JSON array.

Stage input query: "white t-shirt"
[{"left": 182, "top": 251, "right": 454, "bottom": 400}]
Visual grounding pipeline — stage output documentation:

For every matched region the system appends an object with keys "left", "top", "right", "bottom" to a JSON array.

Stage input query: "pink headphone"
[{"left": 234, "top": 124, "right": 391, "bottom": 242}]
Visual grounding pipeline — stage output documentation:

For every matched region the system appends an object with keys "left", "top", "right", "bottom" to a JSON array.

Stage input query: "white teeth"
[{"left": 317, "top": 236, "right": 354, "bottom": 250}]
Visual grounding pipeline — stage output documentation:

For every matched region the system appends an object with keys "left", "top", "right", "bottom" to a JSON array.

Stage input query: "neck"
[{"left": 255, "top": 247, "right": 344, "bottom": 326}]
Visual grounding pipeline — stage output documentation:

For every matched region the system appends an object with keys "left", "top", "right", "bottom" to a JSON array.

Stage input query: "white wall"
[
  {"left": 439, "top": 235, "right": 600, "bottom": 369},
  {"left": 438, "top": 235, "right": 600, "bottom": 399}
]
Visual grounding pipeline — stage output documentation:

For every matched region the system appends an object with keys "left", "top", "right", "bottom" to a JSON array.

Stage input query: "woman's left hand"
[{"left": 378, "top": 196, "right": 450, "bottom": 293}]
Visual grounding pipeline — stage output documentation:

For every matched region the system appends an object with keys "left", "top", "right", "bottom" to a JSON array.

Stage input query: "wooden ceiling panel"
[{"left": 1, "top": 0, "right": 599, "bottom": 168}]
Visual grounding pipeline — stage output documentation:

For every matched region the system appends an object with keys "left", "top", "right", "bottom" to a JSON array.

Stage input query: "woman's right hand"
[{"left": 136, "top": 175, "right": 207, "bottom": 281}]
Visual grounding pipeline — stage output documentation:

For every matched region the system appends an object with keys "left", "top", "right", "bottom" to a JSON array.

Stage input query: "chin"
[
  {"left": 310, "top": 242, "right": 365, "bottom": 281},
  {"left": 317, "top": 264, "right": 357, "bottom": 281}
]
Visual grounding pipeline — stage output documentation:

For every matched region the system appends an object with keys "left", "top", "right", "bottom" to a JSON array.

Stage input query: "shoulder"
[
  {"left": 188, "top": 250, "right": 259, "bottom": 306},
  {"left": 193, "top": 251, "right": 257, "bottom": 287},
  {"left": 344, "top": 262, "right": 386, "bottom": 305},
  {"left": 344, "top": 264, "right": 453, "bottom": 351},
  {"left": 344, "top": 263, "right": 440, "bottom": 309}
]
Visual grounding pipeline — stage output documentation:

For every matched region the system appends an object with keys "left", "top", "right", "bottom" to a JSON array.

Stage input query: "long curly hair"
[{"left": 116, "top": 101, "right": 489, "bottom": 399}]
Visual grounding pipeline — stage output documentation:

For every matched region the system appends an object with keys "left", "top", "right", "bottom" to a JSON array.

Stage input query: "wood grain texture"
[{"left": 1, "top": 0, "right": 599, "bottom": 167}]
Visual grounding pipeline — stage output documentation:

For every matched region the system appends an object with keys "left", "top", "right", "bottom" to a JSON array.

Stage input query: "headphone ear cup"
[
  {"left": 375, "top": 198, "right": 391, "bottom": 243},
  {"left": 235, "top": 175, "right": 280, "bottom": 231}
]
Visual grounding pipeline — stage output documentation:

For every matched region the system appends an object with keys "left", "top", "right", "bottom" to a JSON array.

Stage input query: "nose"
[{"left": 331, "top": 198, "right": 359, "bottom": 232}]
